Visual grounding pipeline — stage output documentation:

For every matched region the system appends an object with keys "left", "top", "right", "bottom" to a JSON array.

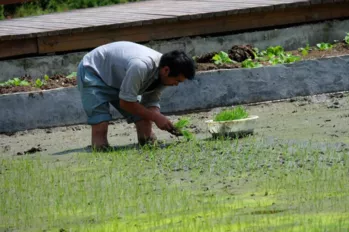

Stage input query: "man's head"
[{"left": 158, "top": 50, "right": 196, "bottom": 86}]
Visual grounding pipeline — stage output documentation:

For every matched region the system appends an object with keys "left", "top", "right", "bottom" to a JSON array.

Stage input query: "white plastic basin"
[{"left": 206, "top": 115, "right": 259, "bottom": 137}]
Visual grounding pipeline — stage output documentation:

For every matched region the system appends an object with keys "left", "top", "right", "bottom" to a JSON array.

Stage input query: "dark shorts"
[{"left": 77, "top": 62, "right": 141, "bottom": 125}]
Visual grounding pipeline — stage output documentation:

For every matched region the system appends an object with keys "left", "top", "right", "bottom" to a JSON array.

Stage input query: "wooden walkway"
[{"left": 0, "top": 0, "right": 349, "bottom": 59}]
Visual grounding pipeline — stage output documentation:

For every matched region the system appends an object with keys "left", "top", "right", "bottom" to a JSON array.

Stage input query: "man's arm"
[
  {"left": 119, "top": 99, "right": 174, "bottom": 131},
  {"left": 118, "top": 60, "right": 174, "bottom": 131}
]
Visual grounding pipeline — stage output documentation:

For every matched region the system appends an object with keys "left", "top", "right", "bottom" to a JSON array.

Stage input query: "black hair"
[{"left": 159, "top": 50, "right": 196, "bottom": 80}]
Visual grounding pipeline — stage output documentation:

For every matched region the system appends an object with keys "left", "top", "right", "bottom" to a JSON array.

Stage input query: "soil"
[
  {"left": 1, "top": 91, "right": 348, "bottom": 157},
  {"left": 0, "top": 74, "right": 76, "bottom": 95},
  {"left": 196, "top": 41, "right": 349, "bottom": 71},
  {"left": 0, "top": 42, "right": 348, "bottom": 95}
]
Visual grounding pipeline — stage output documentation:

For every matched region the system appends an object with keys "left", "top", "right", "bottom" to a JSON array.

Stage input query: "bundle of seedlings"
[
  {"left": 173, "top": 118, "right": 194, "bottom": 140},
  {"left": 214, "top": 106, "right": 249, "bottom": 121}
]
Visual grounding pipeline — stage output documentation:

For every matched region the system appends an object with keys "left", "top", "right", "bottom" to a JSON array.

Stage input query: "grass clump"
[{"left": 214, "top": 106, "right": 249, "bottom": 121}]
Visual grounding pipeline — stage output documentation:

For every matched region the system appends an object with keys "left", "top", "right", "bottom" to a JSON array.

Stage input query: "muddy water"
[{"left": 1, "top": 92, "right": 348, "bottom": 157}]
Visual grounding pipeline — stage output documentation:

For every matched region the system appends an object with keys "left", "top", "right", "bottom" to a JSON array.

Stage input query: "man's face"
[{"left": 159, "top": 66, "right": 187, "bottom": 86}]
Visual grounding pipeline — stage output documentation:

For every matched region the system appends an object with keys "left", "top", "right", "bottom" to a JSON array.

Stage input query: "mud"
[{"left": 0, "top": 92, "right": 348, "bottom": 157}]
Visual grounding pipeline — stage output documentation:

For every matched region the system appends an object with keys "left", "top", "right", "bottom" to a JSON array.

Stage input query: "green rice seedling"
[
  {"left": 174, "top": 118, "right": 190, "bottom": 130},
  {"left": 2, "top": 138, "right": 349, "bottom": 231},
  {"left": 214, "top": 106, "right": 249, "bottom": 121},
  {"left": 174, "top": 118, "right": 194, "bottom": 140}
]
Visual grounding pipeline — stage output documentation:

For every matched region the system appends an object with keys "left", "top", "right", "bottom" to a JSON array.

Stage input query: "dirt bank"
[{"left": 1, "top": 92, "right": 348, "bottom": 157}]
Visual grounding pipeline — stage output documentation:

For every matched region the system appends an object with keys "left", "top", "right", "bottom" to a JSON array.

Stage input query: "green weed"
[{"left": 214, "top": 106, "right": 249, "bottom": 121}]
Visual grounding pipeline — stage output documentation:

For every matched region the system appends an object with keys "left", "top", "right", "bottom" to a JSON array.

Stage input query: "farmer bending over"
[{"left": 77, "top": 41, "right": 196, "bottom": 149}]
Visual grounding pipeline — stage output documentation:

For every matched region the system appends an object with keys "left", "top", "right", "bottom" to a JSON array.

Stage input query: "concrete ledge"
[{"left": 1, "top": 55, "right": 349, "bottom": 133}]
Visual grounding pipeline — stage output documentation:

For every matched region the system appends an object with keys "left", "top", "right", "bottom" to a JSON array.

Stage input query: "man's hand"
[{"left": 153, "top": 113, "right": 175, "bottom": 131}]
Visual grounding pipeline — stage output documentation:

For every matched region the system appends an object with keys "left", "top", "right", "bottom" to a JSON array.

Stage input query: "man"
[{"left": 77, "top": 41, "right": 196, "bottom": 149}]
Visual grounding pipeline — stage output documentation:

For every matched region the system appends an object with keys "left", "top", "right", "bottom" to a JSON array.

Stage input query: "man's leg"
[
  {"left": 111, "top": 100, "right": 158, "bottom": 146},
  {"left": 92, "top": 121, "right": 109, "bottom": 148},
  {"left": 77, "top": 62, "right": 115, "bottom": 150},
  {"left": 134, "top": 106, "right": 160, "bottom": 146},
  {"left": 135, "top": 119, "right": 157, "bottom": 146}
]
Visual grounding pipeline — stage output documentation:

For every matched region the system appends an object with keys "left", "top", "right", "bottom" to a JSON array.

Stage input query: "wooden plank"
[
  {"left": 0, "top": 0, "right": 313, "bottom": 40},
  {"left": 0, "top": 0, "right": 349, "bottom": 58},
  {"left": 0, "top": 13, "right": 176, "bottom": 39},
  {"left": 36, "top": 2, "right": 349, "bottom": 54},
  {"left": 0, "top": 37, "right": 37, "bottom": 58}
]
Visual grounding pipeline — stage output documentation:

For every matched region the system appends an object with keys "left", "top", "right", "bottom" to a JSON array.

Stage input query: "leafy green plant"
[
  {"left": 0, "top": 78, "right": 30, "bottom": 87},
  {"left": 316, "top": 42, "right": 333, "bottom": 51},
  {"left": 241, "top": 59, "right": 262, "bottom": 68},
  {"left": 212, "top": 51, "right": 234, "bottom": 65},
  {"left": 345, "top": 33, "right": 349, "bottom": 44},
  {"left": 257, "top": 45, "right": 301, "bottom": 65},
  {"left": 284, "top": 54, "right": 301, "bottom": 63},
  {"left": 66, "top": 72, "right": 77, "bottom": 79},
  {"left": 174, "top": 118, "right": 194, "bottom": 140},
  {"left": 34, "top": 79, "right": 45, "bottom": 88},
  {"left": 10, "top": 78, "right": 21, "bottom": 86},
  {"left": 262, "top": 46, "right": 285, "bottom": 58},
  {"left": 268, "top": 53, "right": 301, "bottom": 65},
  {"left": 298, "top": 43, "right": 311, "bottom": 56},
  {"left": 44, "top": 75, "right": 50, "bottom": 81},
  {"left": 214, "top": 106, "right": 249, "bottom": 121}
]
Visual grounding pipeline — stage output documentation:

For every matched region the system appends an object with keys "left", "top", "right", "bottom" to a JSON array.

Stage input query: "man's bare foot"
[
  {"left": 138, "top": 135, "right": 157, "bottom": 146},
  {"left": 90, "top": 144, "right": 114, "bottom": 152}
]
